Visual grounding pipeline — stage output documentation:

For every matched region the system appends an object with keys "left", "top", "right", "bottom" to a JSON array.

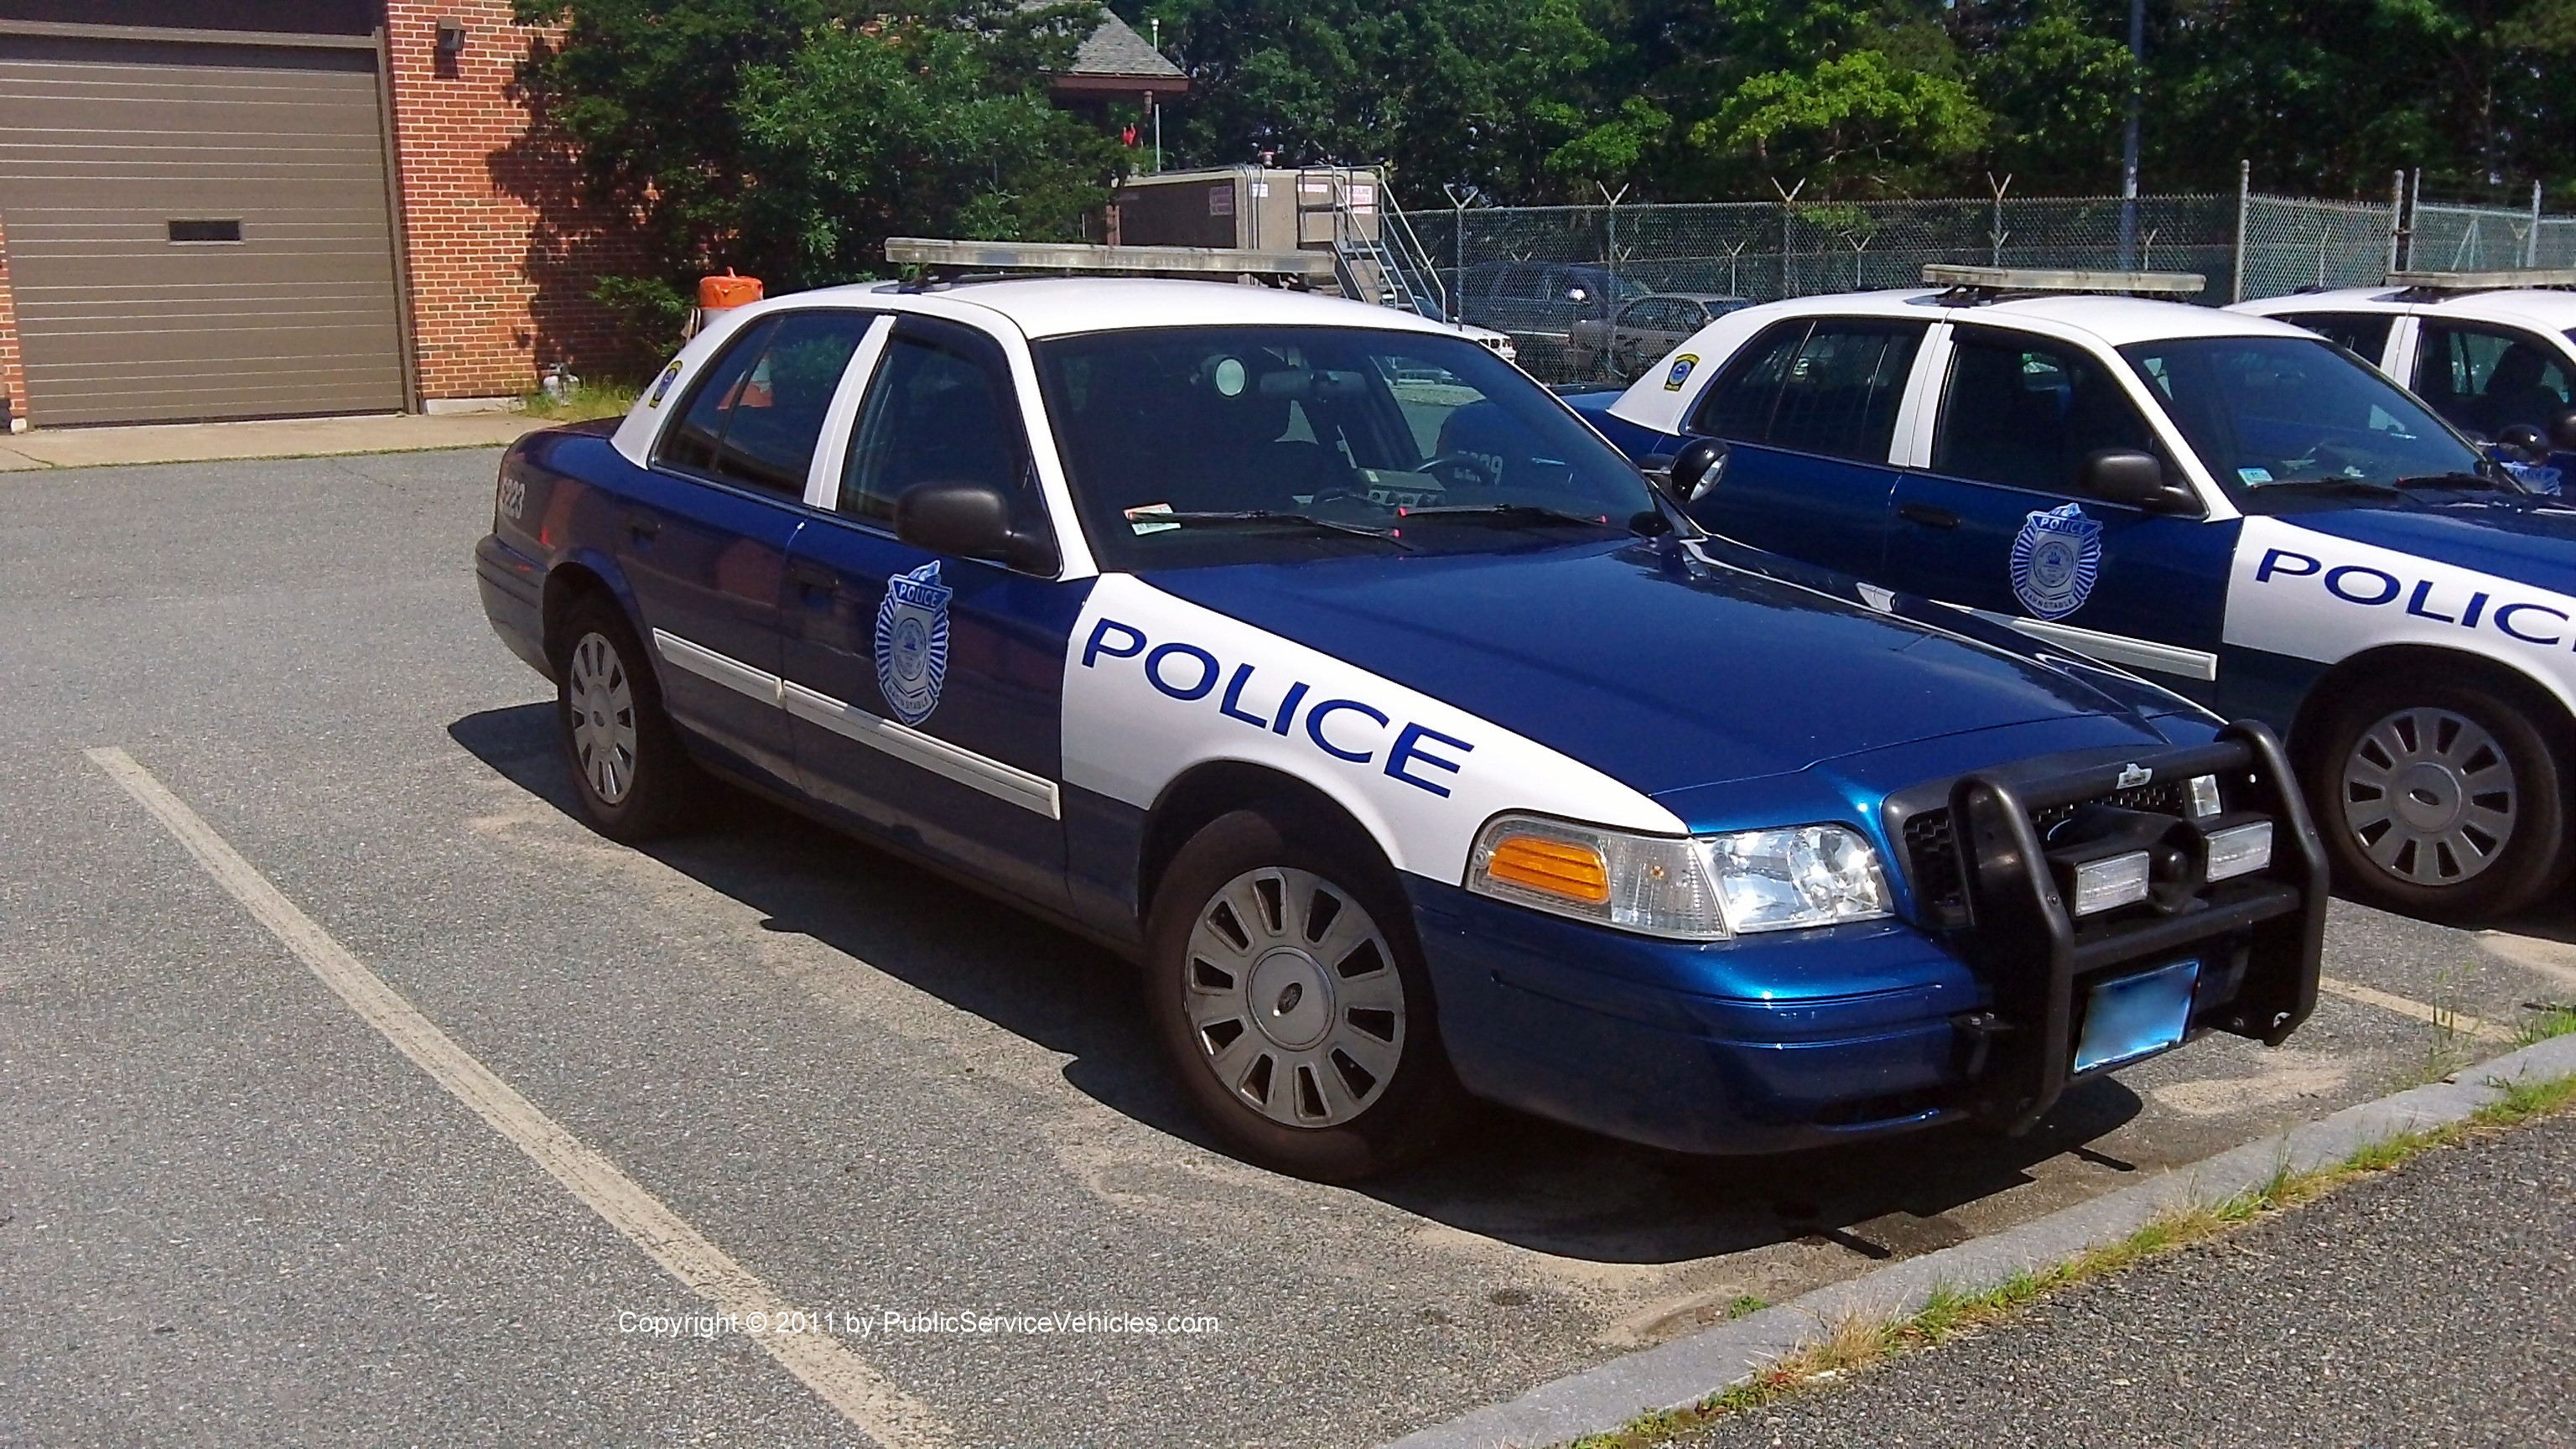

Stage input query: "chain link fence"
[
  {"left": 1408, "top": 183, "right": 2575, "bottom": 382},
  {"left": 2412, "top": 200, "right": 2548, "bottom": 273},
  {"left": 2237, "top": 193, "right": 2393, "bottom": 300}
]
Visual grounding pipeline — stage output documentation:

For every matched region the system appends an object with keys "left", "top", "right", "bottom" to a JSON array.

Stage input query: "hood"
[
  {"left": 2278, "top": 492, "right": 2576, "bottom": 597},
  {"left": 1145, "top": 538, "right": 2194, "bottom": 802}
]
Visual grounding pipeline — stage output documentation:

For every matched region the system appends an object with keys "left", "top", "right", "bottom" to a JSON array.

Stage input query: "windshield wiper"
[
  {"left": 1140, "top": 510, "right": 1416, "bottom": 549},
  {"left": 2392, "top": 470, "right": 2526, "bottom": 494},
  {"left": 1393, "top": 503, "right": 1627, "bottom": 531}
]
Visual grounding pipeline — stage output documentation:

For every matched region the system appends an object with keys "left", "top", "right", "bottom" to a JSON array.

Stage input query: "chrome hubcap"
[
  {"left": 566, "top": 631, "right": 640, "bottom": 805},
  {"left": 1185, "top": 866, "right": 1405, "bottom": 1130},
  {"left": 2340, "top": 706, "right": 2516, "bottom": 886}
]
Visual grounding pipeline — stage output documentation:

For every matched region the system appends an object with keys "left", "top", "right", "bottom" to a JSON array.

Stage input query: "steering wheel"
[{"left": 1305, "top": 481, "right": 1390, "bottom": 516}]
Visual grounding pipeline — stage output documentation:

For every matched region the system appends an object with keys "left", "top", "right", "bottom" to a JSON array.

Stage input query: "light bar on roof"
[
  {"left": 2385, "top": 267, "right": 2576, "bottom": 291},
  {"left": 1922, "top": 264, "right": 2207, "bottom": 296},
  {"left": 884, "top": 236, "right": 1337, "bottom": 280}
]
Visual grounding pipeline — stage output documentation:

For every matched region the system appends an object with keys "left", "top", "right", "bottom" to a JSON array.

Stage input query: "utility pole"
[
  {"left": 1150, "top": 20, "right": 1163, "bottom": 173},
  {"left": 2119, "top": 0, "right": 2143, "bottom": 269}
]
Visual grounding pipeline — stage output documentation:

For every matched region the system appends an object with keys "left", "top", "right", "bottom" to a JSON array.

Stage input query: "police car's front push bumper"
[{"left": 1409, "top": 721, "right": 2328, "bottom": 1156}]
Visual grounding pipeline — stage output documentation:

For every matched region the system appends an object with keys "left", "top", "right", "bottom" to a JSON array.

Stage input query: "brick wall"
[{"left": 383, "top": 0, "right": 644, "bottom": 402}]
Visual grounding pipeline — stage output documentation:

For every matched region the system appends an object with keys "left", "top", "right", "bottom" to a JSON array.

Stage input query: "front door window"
[
  {"left": 2412, "top": 322, "right": 2575, "bottom": 441},
  {"left": 1932, "top": 333, "right": 2158, "bottom": 496}
]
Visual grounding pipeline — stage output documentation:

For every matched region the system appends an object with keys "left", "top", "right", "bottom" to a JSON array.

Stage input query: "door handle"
[
  {"left": 785, "top": 560, "right": 839, "bottom": 592},
  {"left": 622, "top": 510, "right": 661, "bottom": 541},
  {"left": 1898, "top": 502, "right": 1961, "bottom": 529}
]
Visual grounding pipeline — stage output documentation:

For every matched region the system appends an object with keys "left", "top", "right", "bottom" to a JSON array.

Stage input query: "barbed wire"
[{"left": 1407, "top": 189, "right": 2570, "bottom": 382}]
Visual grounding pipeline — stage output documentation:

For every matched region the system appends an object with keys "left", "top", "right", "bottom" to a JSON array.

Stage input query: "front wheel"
[
  {"left": 2308, "top": 674, "right": 2567, "bottom": 920},
  {"left": 1143, "top": 809, "right": 1462, "bottom": 1181}
]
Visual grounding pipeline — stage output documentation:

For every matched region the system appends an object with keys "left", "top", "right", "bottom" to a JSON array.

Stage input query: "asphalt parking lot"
[{"left": 6, "top": 449, "right": 2574, "bottom": 1446}]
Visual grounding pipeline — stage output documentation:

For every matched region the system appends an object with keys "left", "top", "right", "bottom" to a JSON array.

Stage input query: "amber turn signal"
[{"left": 1482, "top": 834, "right": 1611, "bottom": 905}]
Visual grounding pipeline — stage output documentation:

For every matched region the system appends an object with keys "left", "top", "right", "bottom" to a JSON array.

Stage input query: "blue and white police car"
[
  {"left": 477, "top": 242, "right": 2324, "bottom": 1181},
  {"left": 1568, "top": 264, "right": 2576, "bottom": 922}
]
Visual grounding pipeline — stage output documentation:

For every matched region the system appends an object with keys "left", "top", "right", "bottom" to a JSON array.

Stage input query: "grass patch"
[
  {"left": 520, "top": 378, "right": 638, "bottom": 422},
  {"left": 1567, "top": 1069, "right": 2576, "bottom": 1449},
  {"left": 2515, "top": 1004, "right": 2576, "bottom": 1049}
]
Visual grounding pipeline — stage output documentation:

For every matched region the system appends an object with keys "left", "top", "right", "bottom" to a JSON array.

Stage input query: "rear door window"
[{"left": 658, "top": 310, "right": 874, "bottom": 495}]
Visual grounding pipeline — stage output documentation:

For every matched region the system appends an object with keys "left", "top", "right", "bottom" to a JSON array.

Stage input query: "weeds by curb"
[{"left": 1565, "top": 1071, "right": 2576, "bottom": 1449}]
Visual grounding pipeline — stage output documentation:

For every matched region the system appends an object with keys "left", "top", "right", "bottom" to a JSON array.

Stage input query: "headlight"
[
  {"left": 2203, "top": 820, "right": 2272, "bottom": 880},
  {"left": 1466, "top": 815, "right": 1892, "bottom": 939}
]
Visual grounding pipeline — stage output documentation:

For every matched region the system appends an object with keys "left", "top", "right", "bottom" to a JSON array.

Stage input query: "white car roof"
[
  {"left": 2232, "top": 287, "right": 2576, "bottom": 330},
  {"left": 1607, "top": 288, "right": 2314, "bottom": 437},
  {"left": 1703, "top": 288, "right": 2303, "bottom": 346},
  {"left": 796, "top": 275, "right": 1463, "bottom": 342}
]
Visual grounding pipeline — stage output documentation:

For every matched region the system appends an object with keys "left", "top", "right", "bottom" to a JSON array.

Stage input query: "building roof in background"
[{"left": 1065, "top": 8, "right": 1181, "bottom": 78}]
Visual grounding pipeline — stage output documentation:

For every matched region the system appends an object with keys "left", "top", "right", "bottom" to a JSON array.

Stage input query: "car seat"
[
  {"left": 1187, "top": 356, "right": 1332, "bottom": 512},
  {"left": 2475, "top": 342, "right": 2568, "bottom": 439}
]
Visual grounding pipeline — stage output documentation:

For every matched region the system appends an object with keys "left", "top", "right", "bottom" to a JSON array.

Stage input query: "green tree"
[
  {"left": 1966, "top": 0, "right": 2135, "bottom": 192},
  {"left": 1695, "top": 49, "right": 1990, "bottom": 195},
  {"left": 1128, "top": 0, "right": 1628, "bottom": 201},
  {"left": 512, "top": 0, "right": 1123, "bottom": 338}
]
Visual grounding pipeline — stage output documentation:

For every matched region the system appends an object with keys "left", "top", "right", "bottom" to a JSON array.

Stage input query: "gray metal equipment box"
[{"left": 1108, "top": 166, "right": 1381, "bottom": 252}]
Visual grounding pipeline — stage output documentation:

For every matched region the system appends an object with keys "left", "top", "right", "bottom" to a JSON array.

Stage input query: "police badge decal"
[
  {"left": 2009, "top": 502, "right": 2104, "bottom": 620},
  {"left": 875, "top": 560, "right": 953, "bottom": 725}
]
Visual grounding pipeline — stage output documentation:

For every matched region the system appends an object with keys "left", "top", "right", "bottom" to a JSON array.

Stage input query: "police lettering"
[
  {"left": 1081, "top": 617, "right": 1474, "bottom": 796},
  {"left": 2251, "top": 548, "right": 2576, "bottom": 653}
]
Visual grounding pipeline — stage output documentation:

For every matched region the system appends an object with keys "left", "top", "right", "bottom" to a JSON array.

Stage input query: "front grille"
[{"left": 1903, "top": 780, "right": 2196, "bottom": 925}]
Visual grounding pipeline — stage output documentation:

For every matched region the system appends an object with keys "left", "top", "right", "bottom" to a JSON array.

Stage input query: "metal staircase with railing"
[{"left": 1296, "top": 168, "right": 1451, "bottom": 323}]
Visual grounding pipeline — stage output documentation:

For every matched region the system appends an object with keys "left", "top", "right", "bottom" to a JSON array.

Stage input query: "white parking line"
[
  {"left": 86, "top": 747, "right": 947, "bottom": 1449},
  {"left": 2315, "top": 974, "right": 2511, "bottom": 1044}
]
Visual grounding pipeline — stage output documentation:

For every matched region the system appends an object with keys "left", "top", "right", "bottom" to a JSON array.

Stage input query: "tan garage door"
[{"left": 0, "top": 33, "right": 406, "bottom": 425}]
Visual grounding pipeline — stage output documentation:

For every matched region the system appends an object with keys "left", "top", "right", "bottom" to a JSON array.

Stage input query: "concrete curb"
[{"left": 1386, "top": 1030, "right": 2576, "bottom": 1449}]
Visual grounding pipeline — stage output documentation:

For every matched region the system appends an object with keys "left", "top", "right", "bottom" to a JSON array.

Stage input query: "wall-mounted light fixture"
[{"left": 435, "top": 18, "right": 467, "bottom": 55}]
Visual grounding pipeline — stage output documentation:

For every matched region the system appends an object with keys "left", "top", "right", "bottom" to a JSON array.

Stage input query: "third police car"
[
  {"left": 478, "top": 243, "right": 2323, "bottom": 1181},
  {"left": 1569, "top": 265, "right": 2576, "bottom": 920}
]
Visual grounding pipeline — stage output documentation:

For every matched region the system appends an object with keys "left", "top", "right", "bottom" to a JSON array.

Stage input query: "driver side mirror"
[
  {"left": 2079, "top": 449, "right": 2199, "bottom": 516},
  {"left": 894, "top": 481, "right": 1059, "bottom": 574},
  {"left": 1662, "top": 437, "right": 1730, "bottom": 505}
]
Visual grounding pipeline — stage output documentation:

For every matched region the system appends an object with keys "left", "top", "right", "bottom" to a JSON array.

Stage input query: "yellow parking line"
[
  {"left": 2315, "top": 974, "right": 2511, "bottom": 1044},
  {"left": 86, "top": 747, "right": 948, "bottom": 1449}
]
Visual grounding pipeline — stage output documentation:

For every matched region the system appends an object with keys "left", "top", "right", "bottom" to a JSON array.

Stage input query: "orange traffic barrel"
[{"left": 699, "top": 270, "right": 763, "bottom": 309}]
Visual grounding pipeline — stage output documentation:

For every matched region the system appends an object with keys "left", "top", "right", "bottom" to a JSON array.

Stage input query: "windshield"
[
  {"left": 1035, "top": 326, "right": 1658, "bottom": 569},
  {"left": 2118, "top": 335, "right": 2487, "bottom": 504}
]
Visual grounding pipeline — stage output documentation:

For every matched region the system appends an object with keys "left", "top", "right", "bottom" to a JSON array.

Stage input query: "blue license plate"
[{"left": 2074, "top": 958, "right": 2200, "bottom": 1073}]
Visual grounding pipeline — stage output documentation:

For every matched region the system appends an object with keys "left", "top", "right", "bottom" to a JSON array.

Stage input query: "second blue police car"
[
  {"left": 1570, "top": 264, "right": 2576, "bottom": 922},
  {"left": 477, "top": 242, "right": 2324, "bottom": 1182}
]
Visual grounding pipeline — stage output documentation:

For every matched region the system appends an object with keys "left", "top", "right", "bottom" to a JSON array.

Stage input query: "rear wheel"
[
  {"left": 1143, "top": 808, "right": 1461, "bottom": 1180},
  {"left": 2309, "top": 673, "right": 2566, "bottom": 920},
  {"left": 553, "top": 593, "right": 701, "bottom": 841}
]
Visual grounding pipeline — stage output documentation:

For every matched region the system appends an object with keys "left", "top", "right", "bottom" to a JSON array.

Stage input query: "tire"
[
  {"left": 1142, "top": 808, "right": 1463, "bottom": 1181},
  {"left": 551, "top": 592, "right": 702, "bottom": 842},
  {"left": 2306, "top": 672, "right": 2568, "bottom": 921}
]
